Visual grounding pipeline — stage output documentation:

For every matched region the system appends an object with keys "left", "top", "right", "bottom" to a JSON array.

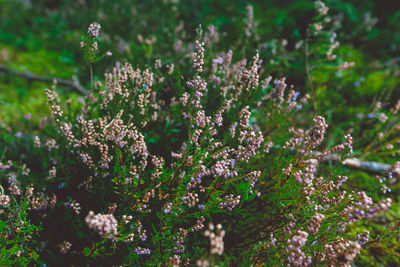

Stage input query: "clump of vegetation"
[{"left": 1, "top": 1, "right": 399, "bottom": 266}]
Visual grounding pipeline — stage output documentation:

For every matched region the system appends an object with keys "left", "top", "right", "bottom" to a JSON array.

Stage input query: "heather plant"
[
  {"left": 42, "top": 26, "right": 269, "bottom": 265},
  {"left": 1, "top": 1, "right": 400, "bottom": 266},
  {"left": 0, "top": 161, "right": 49, "bottom": 265}
]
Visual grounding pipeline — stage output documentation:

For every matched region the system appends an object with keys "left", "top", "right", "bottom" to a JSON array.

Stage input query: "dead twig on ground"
[{"left": 0, "top": 65, "right": 87, "bottom": 95}]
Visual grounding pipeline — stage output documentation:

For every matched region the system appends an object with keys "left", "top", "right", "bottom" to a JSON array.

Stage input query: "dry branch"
[
  {"left": 0, "top": 65, "right": 88, "bottom": 95},
  {"left": 320, "top": 153, "right": 400, "bottom": 177}
]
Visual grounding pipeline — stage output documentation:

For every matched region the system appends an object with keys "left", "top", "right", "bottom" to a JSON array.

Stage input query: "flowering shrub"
[
  {"left": 0, "top": 162, "right": 44, "bottom": 265},
  {"left": 1, "top": 1, "right": 399, "bottom": 266}
]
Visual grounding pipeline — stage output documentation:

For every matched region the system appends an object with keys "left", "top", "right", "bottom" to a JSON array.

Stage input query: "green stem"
[
  {"left": 305, "top": 33, "right": 317, "bottom": 114},
  {"left": 90, "top": 63, "right": 94, "bottom": 99}
]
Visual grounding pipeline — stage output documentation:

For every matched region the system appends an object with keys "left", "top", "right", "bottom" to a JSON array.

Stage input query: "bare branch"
[
  {"left": 319, "top": 153, "right": 400, "bottom": 177},
  {"left": 0, "top": 65, "right": 88, "bottom": 95}
]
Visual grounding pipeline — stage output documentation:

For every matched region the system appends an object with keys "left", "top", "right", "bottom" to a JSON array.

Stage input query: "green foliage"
[{"left": 0, "top": 166, "right": 41, "bottom": 265}]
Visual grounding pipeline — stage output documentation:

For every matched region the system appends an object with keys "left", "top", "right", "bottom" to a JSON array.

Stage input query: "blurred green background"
[{"left": 1, "top": 0, "right": 400, "bottom": 129}]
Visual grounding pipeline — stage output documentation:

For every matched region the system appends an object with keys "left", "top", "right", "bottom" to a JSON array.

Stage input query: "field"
[{"left": 0, "top": 0, "right": 399, "bottom": 266}]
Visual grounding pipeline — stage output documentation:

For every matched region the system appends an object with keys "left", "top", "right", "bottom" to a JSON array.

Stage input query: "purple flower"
[{"left": 88, "top": 22, "right": 101, "bottom": 38}]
